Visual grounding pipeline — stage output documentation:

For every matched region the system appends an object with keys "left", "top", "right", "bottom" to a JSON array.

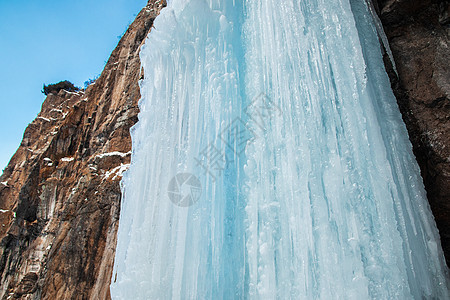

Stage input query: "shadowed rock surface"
[{"left": 0, "top": 0, "right": 448, "bottom": 298}]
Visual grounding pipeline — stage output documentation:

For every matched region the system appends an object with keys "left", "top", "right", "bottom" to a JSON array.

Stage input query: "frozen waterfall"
[{"left": 110, "top": 0, "right": 449, "bottom": 298}]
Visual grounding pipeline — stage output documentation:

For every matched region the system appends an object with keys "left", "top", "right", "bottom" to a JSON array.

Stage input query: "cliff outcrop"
[{"left": 0, "top": 1, "right": 165, "bottom": 298}]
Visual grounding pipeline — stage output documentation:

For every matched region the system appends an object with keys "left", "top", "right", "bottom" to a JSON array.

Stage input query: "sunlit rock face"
[{"left": 0, "top": 1, "right": 166, "bottom": 299}]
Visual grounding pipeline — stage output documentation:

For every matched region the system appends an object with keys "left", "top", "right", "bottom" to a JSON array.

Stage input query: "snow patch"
[
  {"left": 63, "top": 90, "right": 82, "bottom": 95},
  {"left": 104, "top": 164, "right": 130, "bottom": 181},
  {"left": 61, "top": 157, "right": 74, "bottom": 162},
  {"left": 96, "top": 151, "right": 131, "bottom": 159}
]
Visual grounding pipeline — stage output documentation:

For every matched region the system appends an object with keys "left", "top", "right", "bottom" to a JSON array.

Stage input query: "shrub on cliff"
[{"left": 42, "top": 80, "right": 80, "bottom": 95}]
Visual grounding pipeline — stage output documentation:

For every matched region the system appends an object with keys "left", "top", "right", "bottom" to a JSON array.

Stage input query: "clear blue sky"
[{"left": 0, "top": 0, "right": 147, "bottom": 171}]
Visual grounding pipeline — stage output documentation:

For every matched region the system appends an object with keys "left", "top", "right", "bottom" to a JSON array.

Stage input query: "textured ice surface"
[{"left": 110, "top": 0, "right": 449, "bottom": 299}]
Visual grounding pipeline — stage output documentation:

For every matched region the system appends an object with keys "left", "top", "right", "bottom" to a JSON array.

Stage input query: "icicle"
[{"left": 364, "top": 0, "right": 398, "bottom": 76}]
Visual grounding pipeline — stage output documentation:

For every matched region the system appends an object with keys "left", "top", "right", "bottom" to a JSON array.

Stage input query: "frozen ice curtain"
[{"left": 110, "top": 0, "right": 450, "bottom": 299}]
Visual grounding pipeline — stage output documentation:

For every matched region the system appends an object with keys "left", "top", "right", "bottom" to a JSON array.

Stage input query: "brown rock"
[{"left": 0, "top": 1, "right": 166, "bottom": 299}]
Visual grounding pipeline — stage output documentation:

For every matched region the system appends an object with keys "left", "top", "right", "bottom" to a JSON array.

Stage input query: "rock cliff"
[
  {"left": 0, "top": 0, "right": 448, "bottom": 298},
  {"left": 0, "top": 1, "right": 165, "bottom": 298}
]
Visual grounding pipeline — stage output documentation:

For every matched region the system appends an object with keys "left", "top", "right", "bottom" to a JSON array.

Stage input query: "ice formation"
[{"left": 110, "top": 0, "right": 449, "bottom": 298}]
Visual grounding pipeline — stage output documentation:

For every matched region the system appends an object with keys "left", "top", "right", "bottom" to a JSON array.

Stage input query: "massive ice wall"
[{"left": 111, "top": 0, "right": 449, "bottom": 298}]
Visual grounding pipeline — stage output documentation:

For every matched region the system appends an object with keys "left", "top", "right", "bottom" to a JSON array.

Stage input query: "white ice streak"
[
  {"left": 104, "top": 164, "right": 130, "bottom": 181},
  {"left": 60, "top": 157, "right": 74, "bottom": 162},
  {"left": 95, "top": 151, "right": 132, "bottom": 159}
]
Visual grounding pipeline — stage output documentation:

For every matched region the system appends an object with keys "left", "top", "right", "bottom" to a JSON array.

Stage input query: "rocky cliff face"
[
  {"left": 375, "top": 0, "right": 450, "bottom": 265},
  {"left": 0, "top": 1, "right": 166, "bottom": 298},
  {"left": 0, "top": 0, "right": 448, "bottom": 299}
]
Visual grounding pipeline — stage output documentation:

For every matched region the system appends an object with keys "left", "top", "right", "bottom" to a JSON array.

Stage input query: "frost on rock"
[
  {"left": 111, "top": 0, "right": 449, "bottom": 299},
  {"left": 60, "top": 157, "right": 74, "bottom": 162},
  {"left": 95, "top": 151, "right": 131, "bottom": 159},
  {"left": 37, "top": 117, "right": 50, "bottom": 122},
  {"left": 104, "top": 164, "right": 130, "bottom": 181}
]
